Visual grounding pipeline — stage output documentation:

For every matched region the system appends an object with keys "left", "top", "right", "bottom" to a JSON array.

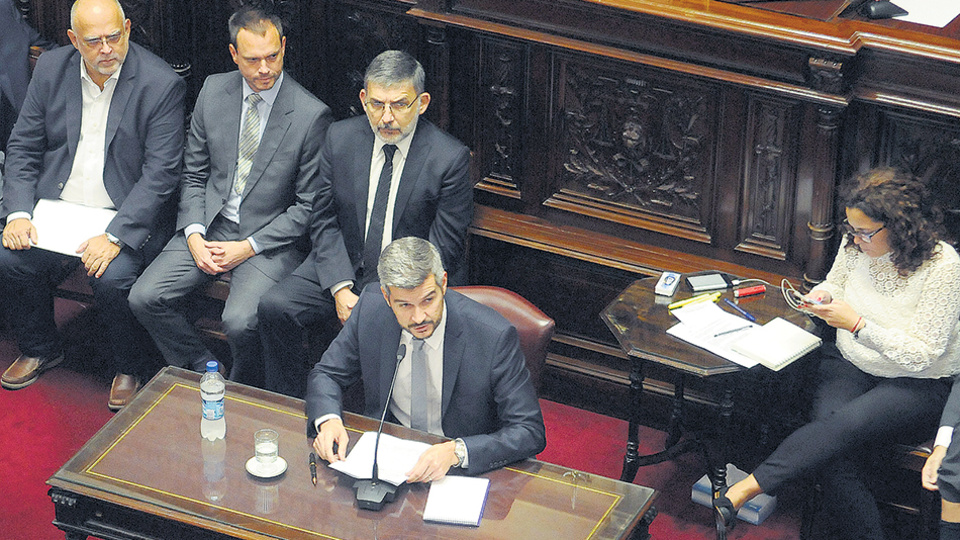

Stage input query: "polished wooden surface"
[
  {"left": 17, "top": 0, "right": 960, "bottom": 466},
  {"left": 47, "top": 367, "right": 656, "bottom": 540},
  {"left": 602, "top": 276, "right": 817, "bottom": 377}
]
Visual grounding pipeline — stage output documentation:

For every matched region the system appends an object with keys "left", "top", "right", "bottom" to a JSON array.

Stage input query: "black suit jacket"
[
  {"left": 305, "top": 285, "right": 546, "bottom": 475},
  {"left": 308, "top": 116, "right": 472, "bottom": 289},
  {"left": 2, "top": 42, "right": 185, "bottom": 251}
]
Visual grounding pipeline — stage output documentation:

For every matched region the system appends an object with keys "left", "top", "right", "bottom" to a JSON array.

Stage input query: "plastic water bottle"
[{"left": 200, "top": 360, "right": 226, "bottom": 441}]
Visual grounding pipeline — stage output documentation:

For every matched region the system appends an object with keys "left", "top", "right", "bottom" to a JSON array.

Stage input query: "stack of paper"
[
  {"left": 666, "top": 301, "right": 760, "bottom": 367},
  {"left": 329, "top": 431, "right": 431, "bottom": 486}
]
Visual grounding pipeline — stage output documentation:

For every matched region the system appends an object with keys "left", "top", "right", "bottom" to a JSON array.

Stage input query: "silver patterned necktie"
[
  {"left": 234, "top": 92, "right": 263, "bottom": 195},
  {"left": 410, "top": 339, "right": 428, "bottom": 431}
]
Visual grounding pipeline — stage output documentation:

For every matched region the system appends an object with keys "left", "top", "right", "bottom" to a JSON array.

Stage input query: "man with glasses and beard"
[
  {"left": 0, "top": 0, "right": 184, "bottom": 403},
  {"left": 258, "top": 50, "right": 473, "bottom": 398}
]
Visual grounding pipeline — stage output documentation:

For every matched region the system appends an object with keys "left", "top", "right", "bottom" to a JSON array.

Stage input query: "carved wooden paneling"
[
  {"left": 474, "top": 36, "right": 527, "bottom": 200},
  {"left": 736, "top": 93, "right": 802, "bottom": 260},
  {"left": 544, "top": 56, "right": 717, "bottom": 243},
  {"left": 320, "top": 1, "right": 420, "bottom": 120},
  {"left": 876, "top": 109, "right": 960, "bottom": 243}
]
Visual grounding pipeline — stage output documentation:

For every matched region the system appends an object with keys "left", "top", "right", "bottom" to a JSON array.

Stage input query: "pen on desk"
[
  {"left": 309, "top": 452, "right": 317, "bottom": 486},
  {"left": 722, "top": 297, "right": 757, "bottom": 322},
  {"left": 714, "top": 325, "right": 752, "bottom": 338},
  {"left": 668, "top": 292, "right": 721, "bottom": 310}
]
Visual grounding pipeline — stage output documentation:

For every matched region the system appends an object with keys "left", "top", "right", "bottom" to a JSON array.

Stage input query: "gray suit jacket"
[
  {"left": 3, "top": 42, "right": 186, "bottom": 250},
  {"left": 307, "top": 115, "right": 472, "bottom": 290},
  {"left": 175, "top": 71, "right": 332, "bottom": 279},
  {"left": 305, "top": 285, "right": 547, "bottom": 475},
  {"left": 941, "top": 376, "right": 960, "bottom": 430}
]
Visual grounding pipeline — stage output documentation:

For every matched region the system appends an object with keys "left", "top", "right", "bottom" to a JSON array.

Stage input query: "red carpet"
[{"left": 0, "top": 302, "right": 803, "bottom": 539}]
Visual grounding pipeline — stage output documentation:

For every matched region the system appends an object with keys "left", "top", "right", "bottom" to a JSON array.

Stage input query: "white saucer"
[{"left": 245, "top": 456, "right": 287, "bottom": 478}]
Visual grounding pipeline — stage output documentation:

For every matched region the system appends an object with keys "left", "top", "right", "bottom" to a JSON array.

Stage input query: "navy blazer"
[
  {"left": 305, "top": 285, "right": 546, "bottom": 475},
  {"left": 174, "top": 71, "right": 332, "bottom": 279},
  {"left": 0, "top": 0, "right": 53, "bottom": 114},
  {"left": 307, "top": 115, "right": 473, "bottom": 290},
  {"left": 2, "top": 42, "right": 186, "bottom": 251}
]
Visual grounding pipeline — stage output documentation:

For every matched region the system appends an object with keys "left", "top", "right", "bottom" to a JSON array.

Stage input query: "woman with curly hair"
[{"left": 714, "top": 168, "right": 960, "bottom": 539}]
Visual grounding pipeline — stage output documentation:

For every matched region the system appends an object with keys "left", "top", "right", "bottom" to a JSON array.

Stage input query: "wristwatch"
[
  {"left": 453, "top": 438, "right": 466, "bottom": 468},
  {"left": 105, "top": 232, "right": 121, "bottom": 247}
]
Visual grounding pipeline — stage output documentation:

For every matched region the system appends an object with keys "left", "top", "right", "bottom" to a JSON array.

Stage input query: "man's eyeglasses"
[
  {"left": 841, "top": 219, "right": 885, "bottom": 243},
  {"left": 363, "top": 95, "right": 422, "bottom": 116},
  {"left": 81, "top": 30, "right": 124, "bottom": 50}
]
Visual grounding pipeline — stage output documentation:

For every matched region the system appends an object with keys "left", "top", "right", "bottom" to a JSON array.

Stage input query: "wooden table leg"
[
  {"left": 620, "top": 360, "right": 645, "bottom": 482},
  {"left": 708, "top": 386, "right": 735, "bottom": 540}
]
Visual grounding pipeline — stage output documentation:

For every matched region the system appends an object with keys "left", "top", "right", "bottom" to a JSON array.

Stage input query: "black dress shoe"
[{"left": 713, "top": 486, "right": 737, "bottom": 534}]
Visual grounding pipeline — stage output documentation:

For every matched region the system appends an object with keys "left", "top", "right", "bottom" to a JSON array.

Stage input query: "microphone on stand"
[{"left": 355, "top": 343, "right": 406, "bottom": 510}]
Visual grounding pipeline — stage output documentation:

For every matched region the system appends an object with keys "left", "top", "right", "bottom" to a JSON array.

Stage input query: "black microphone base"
[{"left": 354, "top": 479, "right": 398, "bottom": 511}]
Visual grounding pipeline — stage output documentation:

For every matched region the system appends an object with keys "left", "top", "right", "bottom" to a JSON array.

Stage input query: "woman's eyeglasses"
[{"left": 841, "top": 219, "right": 885, "bottom": 243}]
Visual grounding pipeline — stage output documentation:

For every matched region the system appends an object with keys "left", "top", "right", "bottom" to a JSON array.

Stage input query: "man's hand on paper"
[
  {"left": 314, "top": 417, "right": 349, "bottom": 463},
  {"left": 78, "top": 234, "right": 121, "bottom": 277},
  {"left": 405, "top": 440, "right": 458, "bottom": 483},
  {"left": 2, "top": 218, "right": 38, "bottom": 250},
  {"left": 923, "top": 445, "right": 947, "bottom": 491},
  {"left": 187, "top": 233, "right": 224, "bottom": 275},
  {"left": 334, "top": 287, "right": 359, "bottom": 324},
  {"left": 207, "top": 239, "right": 254, "bottom": 272}
]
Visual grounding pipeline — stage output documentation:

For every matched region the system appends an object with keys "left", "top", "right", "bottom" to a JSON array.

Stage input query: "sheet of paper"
[
  {"left": 329, "top": 431, "right": 431, "bottom": 486},
  {"left": 423, "top": 475, "right": 490, "bottom": 526},
  {"left": 892, "top": 0, "right": 960, "bottom": 28},
  {"left": 666, "top": 301, "right": 761, "bottom": 368},
  {"left": 30, "top": 199, "right": 117, "bottom": 257}
]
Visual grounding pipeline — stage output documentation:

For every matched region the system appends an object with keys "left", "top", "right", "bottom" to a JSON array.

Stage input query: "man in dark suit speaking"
[
  {"left": 308, "top": 237, "right": 545, "bottom": 480},
  {"left": 0, "top": 0, "right": 185, "bottom": 398},
  {"left": 259, "top": 50, "right": 473, "bottom": 397},
  {"left": 129, "top": 6, "right": 333, "bottom": 393}
]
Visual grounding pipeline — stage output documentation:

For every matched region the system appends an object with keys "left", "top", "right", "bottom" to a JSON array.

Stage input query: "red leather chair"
[{"left": 452, "top": 286, "right": 555, "bottom": 394}]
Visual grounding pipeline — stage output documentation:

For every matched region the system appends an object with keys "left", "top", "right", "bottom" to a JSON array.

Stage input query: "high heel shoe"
[{"left": 713, "top": 486, "right": 737, "bottom": 534}]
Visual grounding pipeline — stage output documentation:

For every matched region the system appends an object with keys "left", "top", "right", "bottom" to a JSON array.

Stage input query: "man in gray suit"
[
  {"left": 129, "top": 7, "right": 332, "bottom": 393},
  {"left": 0, "top": 0, "right": 185, "bottom": 401},
  {"left": 258, "top": 50, "right": 473, "bottom": 397}
]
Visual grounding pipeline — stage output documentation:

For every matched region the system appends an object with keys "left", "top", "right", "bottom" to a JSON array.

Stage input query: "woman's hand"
[{"left": 804, "top": 299, "right": 860, "bottom": 332}]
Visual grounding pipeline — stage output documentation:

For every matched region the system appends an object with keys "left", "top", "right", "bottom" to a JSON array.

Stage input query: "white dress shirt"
[
  {"left": 8, "top": 62, "right": 121, "bottom": 224},
  {"left": 390, "top": 302, "right": 446, "bottom": 436}
]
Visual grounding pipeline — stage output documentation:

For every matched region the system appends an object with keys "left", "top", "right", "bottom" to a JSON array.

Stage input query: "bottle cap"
[{"left": 206, "top": 360, "right": 219, "bottom": 372}]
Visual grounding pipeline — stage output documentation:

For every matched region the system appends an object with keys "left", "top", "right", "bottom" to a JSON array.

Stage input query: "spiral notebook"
[
  {"left": 731, "top": 317, "right": 821, "bottom": 371},
  {"left": 423, "top": 475, "right": 490, "bottom": 526}
]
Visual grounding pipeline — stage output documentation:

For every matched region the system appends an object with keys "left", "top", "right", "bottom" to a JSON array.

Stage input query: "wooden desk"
[
  {"left": 47, "top": 367, "right": 657, "bottom": 540},
  {"left": 601, "top": 277, "right": 816, "bottom": 507}
]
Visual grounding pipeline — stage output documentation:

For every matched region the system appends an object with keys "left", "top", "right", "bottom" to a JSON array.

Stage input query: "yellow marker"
[{"left": 668, "top": 292, "right": 721, "bottom": 310}]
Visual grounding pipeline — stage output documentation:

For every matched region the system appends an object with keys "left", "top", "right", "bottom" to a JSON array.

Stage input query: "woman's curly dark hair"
[{"left": 842, "top": 168, "right": 943, "bottom": 275}]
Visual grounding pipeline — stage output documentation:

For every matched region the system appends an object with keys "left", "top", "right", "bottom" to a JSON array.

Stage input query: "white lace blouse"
[{"left": 812, "top": 238, "right": 960, "bottom": 379}]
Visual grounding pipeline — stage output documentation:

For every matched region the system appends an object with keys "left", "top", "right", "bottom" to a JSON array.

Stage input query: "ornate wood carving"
[
  {"left": 544, "top": 58, "right": 716, "bottom": 242},
  {"left": 878, "top": 110, "right": 960, "bottom": 243},
  {"left": 803, "top": 103, "right": 843, "bottom": 288},
  {"left": 321, "top": 2, "right": 420, "bottom": 120},
  {"left": 808, "top": 56, "right": 845, "bottom": 95},
  {"left": 736, "top": 93, "right": 801, "bottom": 260},
  {"left": 475, "top": 36, "right": 526, "bottom": 199}
]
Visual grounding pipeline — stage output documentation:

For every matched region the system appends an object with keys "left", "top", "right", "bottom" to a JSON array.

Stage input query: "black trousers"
[
  {"left": 256, "top": 259, "right": 364, "bottom": 398},
  {"left": 752, "top": 343, "right": 950, "bottom": 539},
  {"left": 0, "top": 241, "right": 161, "bottom": 380}
]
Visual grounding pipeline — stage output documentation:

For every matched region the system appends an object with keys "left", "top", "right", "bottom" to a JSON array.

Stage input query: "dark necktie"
[
  {"left": 362, "top": 144, "right": 397, "bottom": 283},
  {"left": 410, "top": 339, "right": 428, "bottom": 431}
]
